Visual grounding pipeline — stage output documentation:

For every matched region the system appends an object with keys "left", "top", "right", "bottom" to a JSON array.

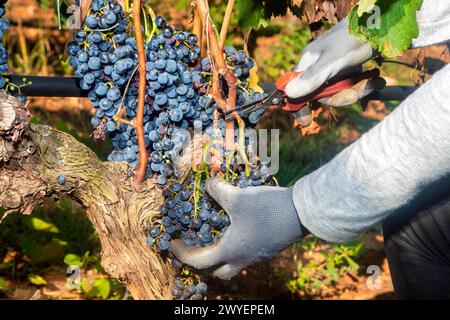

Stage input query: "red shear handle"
[{"left": 275, "top": 69, "right": 381, "bottom": 112}]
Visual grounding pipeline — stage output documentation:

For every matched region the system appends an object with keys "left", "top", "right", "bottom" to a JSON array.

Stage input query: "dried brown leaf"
[
  {"left": 303, "top": 0, "right": 322, "bottom": 23},
  {"left": 311, "top": 106, "right": 323, "bottom": 119},
  {"left": 322, "top": 0, "right": 338, "bottom": 24},
  {"left": 291, "top": 0, "right": 304, "bottom": 6},
  {"left": 334, "top": 0, "right": 358, "bottom": 20},
  {"left": 301, "top": 120, "right": 322, "bottom": 135}
]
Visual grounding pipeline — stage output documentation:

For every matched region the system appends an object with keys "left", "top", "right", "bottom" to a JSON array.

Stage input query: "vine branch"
[
  {"left": 196, "top": 0, "right": 238, "bottom": 151},
  {"left": 133, "top": 0, "right": 148, "bottom": 184},
  {"left": 219, "top": 0, "right": 235, "bottom": 49},
  {"left": 192, "top": 1, "right": 203, "bottom": 58}
]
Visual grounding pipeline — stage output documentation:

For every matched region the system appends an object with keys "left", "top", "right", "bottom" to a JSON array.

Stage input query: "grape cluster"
[
  {"left": 172, "top": 276, "right": 207, "bottom": 300},
  {"left": 147, "top": 178, "right": 231, "bottom": 251},
  {"left": 149, "top": 157, "right": 273, "bottom": 300},
  {"left": 67, "top": 0, "right": 136, "bottom": 146},
  {"left": 0, "top": 0, "right": 9, "bottom": 90},
  {"left": 67, "top": 2, "right": 203, "bottom": 182},
  {"left": 145, "top": 44, "right": 274, "bottom": 300},
  {"left": 141, "top": 18, "right": 202, "bottom": 184},
  {"left": 68, "top": 0, "right": 272, "bottom": 300}
]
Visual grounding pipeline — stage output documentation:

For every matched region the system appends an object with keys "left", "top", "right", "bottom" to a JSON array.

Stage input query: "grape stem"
[
  {"left": 144, "top": 5, "right": 158, "bottom": 43},
  {"left": 141, "top": 4, "right": 149, "bottom": 39},
  {"left": 113, "top": 65, "right": 138, "bottom": 122},
  {"left": 116, "top": 118, "right": 132, "bottom": 126},
  {"left": 219, "top": 0, "right": 235, "bottom": 49},
  {"left": 192, "top": 167, "right": 205, "bottom": 218},
  {"left": 133, "top": 0, "right": 148, "bottom": 184},
  {"left": 202, "top": 138, "right": 219, "bottom": 175},
  {"left": 233, "top": 111, "right": 255, "bottom": 176},
  {"left": 195, "top": 0, "right": 238, "bottom": 153}
]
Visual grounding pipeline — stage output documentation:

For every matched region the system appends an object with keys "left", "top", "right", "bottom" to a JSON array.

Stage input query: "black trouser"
[{"left": 382, "top": 175, "right": 450, "bottom": 299}]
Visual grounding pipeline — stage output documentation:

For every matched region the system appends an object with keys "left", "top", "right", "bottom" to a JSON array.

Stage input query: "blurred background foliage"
[{"left": 2, "top": 0, "right": 447, "bottom": 300}]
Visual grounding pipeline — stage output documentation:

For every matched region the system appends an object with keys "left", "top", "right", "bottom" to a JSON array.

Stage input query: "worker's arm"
[
  {"left": 289, "top": 0, "right": 450, "bottom": 242},
  {"left": 294, "top": 63, "right": 450, "bottom": 243},
  {"left": 411, "top": 0, "right": 450, "bottom": 48}
]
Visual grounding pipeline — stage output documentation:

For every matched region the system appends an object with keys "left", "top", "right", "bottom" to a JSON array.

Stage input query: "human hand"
[
  {"left": 285, "top": 19, "right": 385, "bottom": 106},
  {"left": 170, "top": 177, "right": 305, "bottom": 280}
]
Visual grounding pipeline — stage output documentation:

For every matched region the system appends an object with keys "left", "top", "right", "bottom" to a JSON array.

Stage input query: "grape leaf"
[
  {"left": 67, "top": 0, "right": 93, "bottom": 25},
  {"left": 64, "top": 253, "right": 84, "bottom": 267},
  {"left": 28, "top": 274, "right": 48, "bottom": 286},
  {"left": 0, "top": 277, "right": 9, "bottom": 291},
  {"left": 357, "top": 0, "right": 378, "bottom": 16},
  {"left": 236, "top": 0, "right": 269, "bottom": 29},
  {"left": 91, "top": 278, "right": 111, "bottom": 300},
  {"left": 348, "top": 0, "right": 424, "bottom": 58},
  {"left": 262, "top": 0, "right": 290, "bottom": 17},
  {"left": 25, "top": 216, "right": 59, "bottom": 233}
]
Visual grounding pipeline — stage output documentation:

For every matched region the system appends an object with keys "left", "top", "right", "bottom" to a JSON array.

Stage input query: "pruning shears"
[{"left": 225, "top": 68, "right": 381, "bottom": 122}]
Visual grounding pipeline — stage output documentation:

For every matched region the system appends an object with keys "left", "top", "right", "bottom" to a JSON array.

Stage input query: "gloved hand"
[
  {"left": 285, "top": 18, "right": 385, "bottom": 106},
  {"left": 170, "top": 177, "right": 306, "bottom": 280}
]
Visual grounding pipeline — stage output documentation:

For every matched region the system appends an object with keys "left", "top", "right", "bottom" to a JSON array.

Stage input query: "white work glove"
[
  {"left": 170, "top": 177, "right": 306, "bottom": 280},
  {"left": 285, "top": 19, "right": 385, "bottom": 106}
]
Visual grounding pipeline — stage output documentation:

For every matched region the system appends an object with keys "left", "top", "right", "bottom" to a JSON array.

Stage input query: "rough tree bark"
[{"left": 0, "top": 90, "right": 175, "bottom": 300}]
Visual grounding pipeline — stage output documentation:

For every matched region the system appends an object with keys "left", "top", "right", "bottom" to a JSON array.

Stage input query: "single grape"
[
  {"left": 155, "top": 16, "right": 166, "bottom": 29},
  {"left": 56, "top": 174, "right": 66, "bottom": 185},
  {"left": 196, "top": 282, "right": 207, "bottom": 295},
  {"left": 158, "top": 240, "right": 170, "bottom": 250}
]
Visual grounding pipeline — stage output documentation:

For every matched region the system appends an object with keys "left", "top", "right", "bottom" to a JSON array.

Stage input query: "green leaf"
[
  {"left": 25, "top": 216, "right": 59, "bottom": 233},
  {"left": 357, "top": 0, "right": 378, "bottom": 17},
  {"left": 343, "top": 255, "right": 360, "bottom": 272},
  {"left": 28, "top": 274, "right": 47, "bottom": 286},
  {"left": 175, "top": 0, "right": 190, "bottom": 9},
  {"left": 64, "top": 253, "right": 84, "bottom": 267},
  {"left": 80, "top": 278, "right": 91, "bottom": 295},
  {"left": 27, "top": 238, "right": 68, "bottom": 263},
  {"left": 0, "top": 277, "right": 9, "bottom": 291},
  {"left": 348, "top": 0, "right": 424, "bottom": 58},
  {"left": 236, "top": 0, "right": 269, "bottom": 29},
  {"left": 91, "top": 278, "right": 111, "bottom": 300}
]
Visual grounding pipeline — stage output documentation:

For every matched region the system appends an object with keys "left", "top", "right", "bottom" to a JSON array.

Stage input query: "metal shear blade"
[{"left": 225, "top": 90, "right": 285, "bottom": 122}]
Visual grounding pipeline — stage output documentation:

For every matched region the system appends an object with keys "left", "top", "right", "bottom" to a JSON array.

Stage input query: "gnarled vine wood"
[{"left": 0, "top": 90, "right": 174, "bottom": 299}]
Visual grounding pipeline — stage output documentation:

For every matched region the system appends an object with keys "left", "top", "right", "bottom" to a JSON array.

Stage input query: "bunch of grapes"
[
  {"left": 67, "top": 0, "right": 136, "bottom": 142},
  {"left": 145, "top": 47, "right": 274, "bottom": 299},
  {"left": 0, "top": 0, "right": 9, "bottom": 90},
  {"left": 68, "top": 0, "right": 274, "bottom": 300}
]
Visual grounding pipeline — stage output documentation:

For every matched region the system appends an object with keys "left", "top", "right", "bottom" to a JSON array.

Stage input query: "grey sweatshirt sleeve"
[
  {"left": 290, "top": 0, "right": 450, "bottom": 243},
  {"left": 412, "top": 0, "right": 450, "bottom": 47},
  {"left": 292, "top": 63, "right": 450, "bottom": 243}
]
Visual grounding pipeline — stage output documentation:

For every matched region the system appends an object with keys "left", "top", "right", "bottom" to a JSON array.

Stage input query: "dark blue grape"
[
  {"left": 56, "top": 174, "right": 66, "bottom": 185},
  {"left": 155, "top": 16, "right": 166, "bottom": 29}
]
